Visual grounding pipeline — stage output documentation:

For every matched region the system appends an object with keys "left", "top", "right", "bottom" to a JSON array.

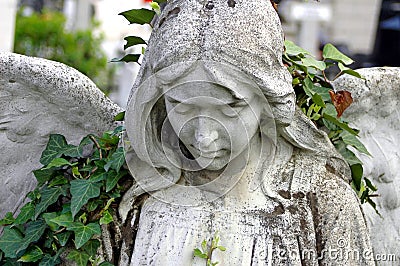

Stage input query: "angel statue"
[{"left": 0, "top": 0, "right": 373, "bottom": 265}]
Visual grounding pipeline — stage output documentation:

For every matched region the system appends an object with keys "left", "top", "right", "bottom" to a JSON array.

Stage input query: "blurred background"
[{"left": 1, "top": 0, "right": 399, "bottom": 107}]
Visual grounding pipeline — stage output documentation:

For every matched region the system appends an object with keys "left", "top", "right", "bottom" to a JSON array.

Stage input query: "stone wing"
[{"left": 0, "top": 53, "right": 122, "bottom": 217}]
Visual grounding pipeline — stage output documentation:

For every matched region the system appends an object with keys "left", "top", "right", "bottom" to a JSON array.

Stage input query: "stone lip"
[{"left": 0, "top": 52, "right": 122, "bottom": 219}]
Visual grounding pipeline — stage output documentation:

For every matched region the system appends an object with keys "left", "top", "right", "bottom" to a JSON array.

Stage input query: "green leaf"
[
  {"left": 56, "top": 231, "right": 72, "bottom": 247},
  {"left": 33, "top": 168, "right": 55, "bottom": 186},
  {"left": 334, "top": 141, "right": 363, "bottom": 166},
  {"left": 105, "top": 170, "right": 126, "bottom": 192},
  {"left": 322, "top": 43, "right": 354, "bottom": 65},
  {"left": 338, "top": 62, "right": 362, "bottom": 78},
  {"left": 14, "top": 203, "right": 35, "bottom": 225},
  {"left": 27, "top": 189, "right": 41, "bottom": 201},
  {"left": 86, "top": 200, "right": 101, "bottom": 212},
  {"left": 48, "top": 175, "right": 68, "bottom": 187},
  {"left": 42, "top": 212, "right": 59, "bottom": 231},
  {"left": 39, "top": 254, "right": 60, "bottom": 266},
  {"left": 18, "top": 220, "right": 47, "bottom": 253},
  {"left": 114, "top": 111, "right": 125, "bottom": 121},
  {"left": 365, "top": 178, "right": 377, "bottom": 192},
  {"left": 82, "top": 239, "right": 101, "bottom": 257},
  {"left": 104, "top": 147, "right": 125, "bottom": 173},
  {"left": 90, "top": 172, "right": 107, "bottom": 183},
  {"left": 217, "top": 246, "right": 226, "bottom": 251},
  {"left": 284, "top": 40, "right": 310, "bottom": 56},
  {"left": 100, "top": 210, "right": 113, "bottom": 225},
  {"left": 301, "top": 57, "right": 326, "bottom": 71},
  {"left": 67, "top": 250, "right": 90, "bottom": 266},
  {"left": 124, "top": 36, "right": 147, "bottom": 50},
  {"left": 302, "top": 77, "right": 315, "bottom": 97},
  {"left": 18, "top": 245, "right": 43, "bottom": 262},
  {"left": 194, "top": 248, "right": 208, "bottom": 259},
  {"left": 99, "top": 262, "right": 114, "bottom": 266},
  {"left": 70, "top": 179, "right": 102, "bottom": 218},
  {"left": 312, "top": 93, "right": 326, "bottom": 108},
  {"left": 43, "top": 158, "right": 73, "bottom": 169},
  {"left": 350, "top": 163, "right": 363, "bottom": 190},
  {"left": 340, "top": 130, "right": 371, "bottom": 155},
  {"left": 50, "top": 212, "right": 74, "bottom": 228},
  {"left": 0, "top": 212, "right": 15, "bottom": 226},
  {"left": 0, "top": 227, "right": 24, "bottom": 258},
  {"left": 35, "top": 187, "right": 66, "bottom": 219},
  {"left": 322, "top": 113, "right": 358, "bottom": 135},
  {"left": 312, "top": 86, "right": 331, "bottom": 101},
  {"left": 111, "top": 54, "right": 141, "bottom": 63},
  {"left": 68, "top": 222, "right": 101, "bottom": 249},
  {"left": 119, "top": 8, "right": 155, "bottom": 25},
  {"left": 40, "top": 134, "right": 68, "bottom": 165}
]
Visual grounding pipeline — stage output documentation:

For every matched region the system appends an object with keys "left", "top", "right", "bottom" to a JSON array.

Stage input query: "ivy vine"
[{"left": 0, "top": 126, "right": 130, "bottom": 265}]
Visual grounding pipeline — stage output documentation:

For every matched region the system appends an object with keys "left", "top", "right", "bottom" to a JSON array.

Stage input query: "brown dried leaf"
[
  {"left": 329, "top": 90, "right": 353, "bottom": 117},
  {"left": 270, "top": 0, "right": 278, "bottom": 12}
]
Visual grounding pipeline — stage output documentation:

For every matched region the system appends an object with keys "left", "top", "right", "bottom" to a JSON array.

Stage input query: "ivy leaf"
[
  {"left": 82, "top": 239, "right": 101, "bottom": 257},
  {"left": 50, "top": 212, "right": 74, "bottom": 228},
  {"left": 100, "top": 210, "right": 113, "bottom": 225},
  {"left": 104, "top": 147, "right": 125, "bottom": 173},
  {"left": 329, "top": 90, "right": 353, "bottom": 118},
  {"left": 338, "top": 62, "right": 363, "bottom": 79},
  {"left": 99, "top": 262, "right": 114, "bottom": 266},
  {"left": 114, "top": 111, "right": 125, "bottom": 121},
  {"left": 193, "top": 248, "right": 208, "bottom": 259},
  {"left": 42, "top": 212, "right": 59, "bottom": 231},
  {"left": 70, "top": 179, "right": 102, "bottom": 218},
  {"left": 105, "top": 170, "right": 126, "bottom": 192},
  {"left": 301, "top": 57, "right": 326, "bottom": 71},
  {"left": 14, "top": 203, "right": 35, "bottom": 225},
  {"left": 68, "top": 222, "right": 101, "bottom": 249},
  {"left": 35, "top": 186, "right": 67, "bottom": 219},
  {"left": 18, "top": 245, "right": 43, "bottom": 262},
  {"left": 43, "top": 158, "right": 74, "bottom": 170},
  {"left": 40, "top": 134, "right": 68, "bottom": 165},
  {"left": 284, "top": 40, "right": 311, "bottom": 56},
  {"left": 312, "top": 93, "right": 326, "bottom": 108},
  {"left": 90, "top": 172, "right": 107, "bottom": 183},
  {"left": 322, "top": 43, "right": 354, "bottom": 65},
  {"left": 18, "top": 220, "right": 47, "bottom": 253},
  {"left": 38, "top": 254, "right": 60, "bottom": 266},
  {"left": 67, "top": 250, "right": 90, "bottom": 266},
  {"left": 340, "top": 130, "right": 371, "bottom": 156},
  {"left": 111, "top": 54, "right": 141, "bottom": 63},
  {"left": 33, "top": 168, "right": 55, "bottom": 186},
  {"left": 56, "top": 231, "right": 72, "bottom": 247},
  {"left": 365, "top": 177, "right": 377, "bottom": 192},
  {"left": 350, "top": 163, "right": 363, "bottom": 190},
  {"left": 119, "top": 8, "right": 155, "bottom": 25},
  {"left": 124, "top": 36, "right": 147, "bottom": 50},
  {"left": 0, "top": 227, "right": 24, "bottom": 258},
  {"left": 0, "top": 212, "right": 15, "bottom": 226},
  {"left": 334, "top": 141, "right": 363, "bottom": 166},
  {"left": 322, "top": 113, "right": 358, "bottom": 135}
]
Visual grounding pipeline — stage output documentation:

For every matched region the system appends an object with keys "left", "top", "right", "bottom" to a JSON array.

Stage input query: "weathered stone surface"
[
  {"left": 121, "top": 0, "right": 373, "bottom": 265},
  {"left": 334, "top": 67, "right": 400, "bottom": 264},
  {"left": 0, "top": 52, "right": 122, "bottom": 218}
]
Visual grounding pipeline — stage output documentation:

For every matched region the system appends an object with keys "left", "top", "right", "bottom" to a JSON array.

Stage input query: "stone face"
[
  {"left": 334, "top": 67, "right": 400, "bottom": 263},
  {"left": 0, "top": 52, "right": 122, "bottom": 218},
  {"left": 122, "top": 0, "right": 373, "bottom": 265}
]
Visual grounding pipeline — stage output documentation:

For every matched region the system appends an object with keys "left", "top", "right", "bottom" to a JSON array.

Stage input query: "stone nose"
[{"left": 194, "top": 116, "right": 219, "bottom": 148}]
